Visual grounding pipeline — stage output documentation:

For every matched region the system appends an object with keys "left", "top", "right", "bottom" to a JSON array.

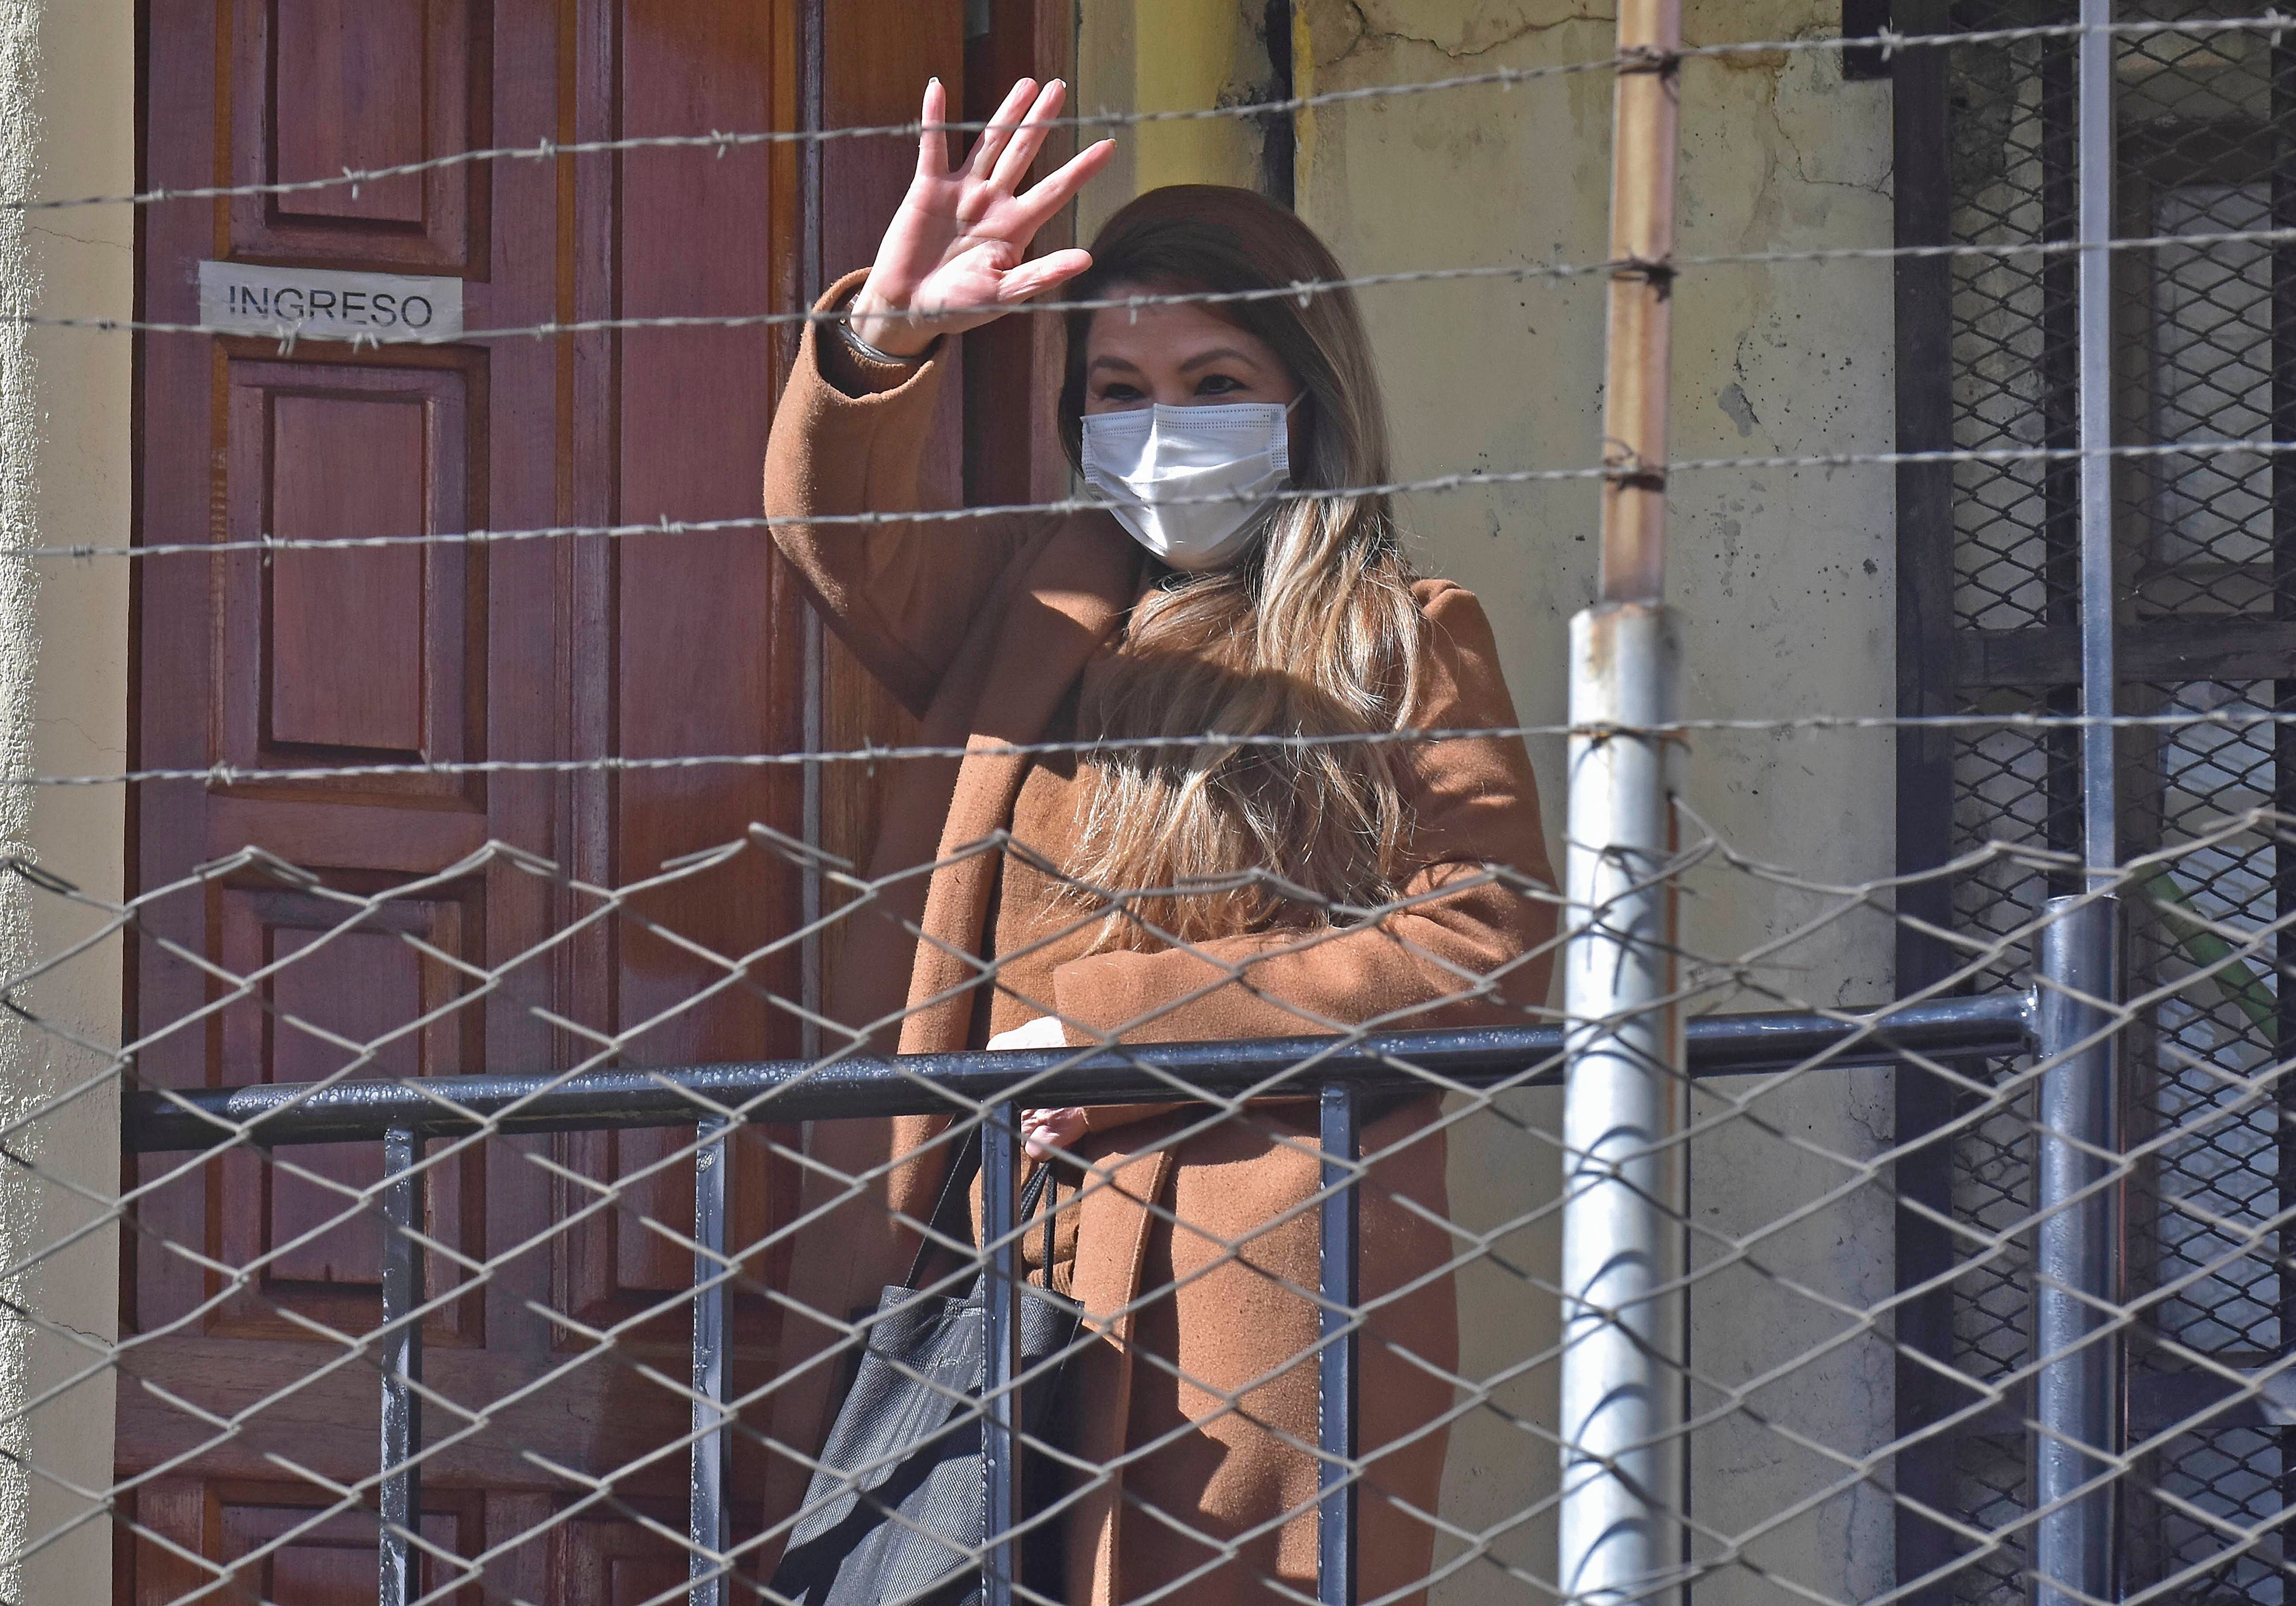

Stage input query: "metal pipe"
[
  {"left": 1559, "top": 0, "right": 1689, "bottom": 1578},
  {"left": 378, "top": 1127, "right": 423, "bottom": 1606},
  {"left": 690, "top": 1117, "right": 730, "bottom": 1606},
  {"left": 1598, "top": 0, "right": 1682, "bottom": 604},
  {"left": 1559, "top": 604, "right": 1686, "bottom": 1606},
  {"left": 121, "top": 997, "right": 2035, "bottom": 1152},
  {"left": 2031, "top": 894, "right": 2122, "bottom": 1606},
  {"left": 2076, "top": 0, "right": 2117, "bottom": 884},
  {"left": 1318, "top": 1081, "right": 1361, "bottom": 1606},
  {"left": 981, "top": 1104, "right": 1021, "bottom": 1606}
]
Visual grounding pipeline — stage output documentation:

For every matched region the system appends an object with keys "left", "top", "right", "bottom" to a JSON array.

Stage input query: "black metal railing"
[{"left": 120, "top": 997, "right": 2038, "bottom": 1606}]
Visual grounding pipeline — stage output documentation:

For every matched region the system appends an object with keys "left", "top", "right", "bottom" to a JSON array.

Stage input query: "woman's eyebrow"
[
  {"left": 1178, "top": 347, "right": 1259, "bottom": 373},
  {"left": 1087, "top": 354, "right": 1144, "bottom": 375}
]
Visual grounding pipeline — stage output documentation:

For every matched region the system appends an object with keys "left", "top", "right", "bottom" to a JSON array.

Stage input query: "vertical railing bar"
[
  {"left": 2032, "top": 895, "right": 2122, "bottom": 1606},
  {"left": 1318, "top": 1081, "right": 1361, "bottom": 1606},
  {"left": 2039, "top": 0, "right": 2123, "bottom": 1590},
  {"left": 379, "top": 1126, "right": 423, "bottom": 1606},
  {"left": 982, "top": 1102, "right": 1022, "bottom": 1606},
  {"left": 2075, "top": 0, "right": 2117, "bottom": 888},
  {"left": 691, "top": 1115, "right": 731, "bottom": 1606}
]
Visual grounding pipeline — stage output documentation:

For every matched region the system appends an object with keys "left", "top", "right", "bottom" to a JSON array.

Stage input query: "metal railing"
[{"left": 120, "top": 997, "right": 2039, "bottom": 1606}]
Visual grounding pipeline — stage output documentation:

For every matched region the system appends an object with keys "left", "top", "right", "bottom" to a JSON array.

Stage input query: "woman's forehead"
[{"left": 1084, "top": 296, "right": 1276, "bottom": 367}]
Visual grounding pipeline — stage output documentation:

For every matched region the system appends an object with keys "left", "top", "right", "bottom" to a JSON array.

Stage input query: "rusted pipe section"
[{"left": 1599, "top": 0, "right": 1682, "bottom": 606}]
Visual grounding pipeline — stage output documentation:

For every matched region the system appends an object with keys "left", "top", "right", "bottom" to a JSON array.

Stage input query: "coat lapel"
[{"left": 895, "top": 515, "right": 1137, "bottom": 1053}]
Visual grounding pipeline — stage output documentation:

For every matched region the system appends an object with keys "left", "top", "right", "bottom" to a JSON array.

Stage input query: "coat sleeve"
[
  {"left": 1047, "top": 583, "right": 1559, "bottom": 1062},
  {"left": 764, "top": 267, "right": 1041, "bottom": 717}
]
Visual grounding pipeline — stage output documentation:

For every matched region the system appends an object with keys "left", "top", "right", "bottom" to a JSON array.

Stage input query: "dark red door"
[{"left": 120, "top": 1, "right": 977, "bottom": 1598}]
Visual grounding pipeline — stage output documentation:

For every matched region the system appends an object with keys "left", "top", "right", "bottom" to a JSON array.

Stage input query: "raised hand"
[{"left": 847, "top": 77, "right": 1115, "bottom": 357}]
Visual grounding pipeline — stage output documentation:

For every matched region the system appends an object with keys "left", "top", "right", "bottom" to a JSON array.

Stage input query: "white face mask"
[{"left": 1079, "top": 401, "right": 1292, "bottom": 571}]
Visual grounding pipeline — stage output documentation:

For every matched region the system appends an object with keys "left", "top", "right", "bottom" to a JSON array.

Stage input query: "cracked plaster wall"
[{"left": 0, "top": 4, "right": 132, "bottom": 1604}]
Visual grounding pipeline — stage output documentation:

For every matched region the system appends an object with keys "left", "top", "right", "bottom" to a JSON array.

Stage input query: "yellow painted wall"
[
  {"left": 1306, "top": 6, "right": 1899, "bottom": 1600},
  {"left": 0, "top": 3, "right": 134, "bottom": 1603},
  {"left": 1077, "top": 0, "right": 1275, "bottom": 236}
]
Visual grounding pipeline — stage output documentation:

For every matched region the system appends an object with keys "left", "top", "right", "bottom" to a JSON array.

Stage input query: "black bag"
[{"left": 769, "top": 1132, "right": 1081, "bottom": 1606}]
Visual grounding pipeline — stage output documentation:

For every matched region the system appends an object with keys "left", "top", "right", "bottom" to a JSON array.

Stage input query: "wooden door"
[{"left": 119, "top": 1, "right": 977, "bottom": 1598}]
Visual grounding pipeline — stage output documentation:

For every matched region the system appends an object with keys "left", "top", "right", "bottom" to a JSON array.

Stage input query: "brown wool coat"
[{"left": 759, "top": 272, "right": 1558, "bottom": 1605}]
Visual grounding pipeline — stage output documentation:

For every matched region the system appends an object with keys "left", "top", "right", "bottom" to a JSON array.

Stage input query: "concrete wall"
[
  {"left": 1085, "top": 2, "right": 1902, "bottom": 1599},
  {"left": 0, "top": 3, "right": 135, "bottom": 1603}
]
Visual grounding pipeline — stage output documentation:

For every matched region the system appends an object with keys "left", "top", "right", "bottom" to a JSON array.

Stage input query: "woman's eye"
[
  {"left": 1196, "top": 374, "right": 1245, "bottom": 396},
  {"left": 1096, "top": 384, "right": 1146, "bottom": 404}
]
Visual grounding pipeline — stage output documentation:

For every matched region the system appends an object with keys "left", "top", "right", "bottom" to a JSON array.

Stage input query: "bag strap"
[
  {"left": 1023, "top": 1160, "right": 1058, "bottom": 1289},
  {"left": 905, "top": 1125, "right": 984, "bottom": 1291},
  {"left": 903, "top": 1123, "right": 1067, "bottom": 1292}
]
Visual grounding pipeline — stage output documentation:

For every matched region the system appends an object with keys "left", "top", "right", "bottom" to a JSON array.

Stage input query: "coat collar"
[{"left": 896, "top": 515, "right": 1141, "bottom": 1052}]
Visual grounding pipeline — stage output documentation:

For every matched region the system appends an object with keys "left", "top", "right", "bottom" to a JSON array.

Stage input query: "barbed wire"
[
  {"left": 21, "top": 704, "right": 2296, "bottom": 791},
  {"left": 30, "top": 220, "right": 2296, "bottom": 352},
  {"left": 31, "top": 434, "right": 2293, "bottom": 564},
  {"left": 14, "top": 13, "right": 2284, "bottom": 216},
  {"left": 24, "top": 8, "right": 2296, "bottom": 1603}
]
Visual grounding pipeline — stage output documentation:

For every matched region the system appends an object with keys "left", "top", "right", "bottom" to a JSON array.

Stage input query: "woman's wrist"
[
  {"left": 837, "top": 319, "right": 932, "bottom": 367},
  {"left": 845, "top": 285, "right": 939, "bottom": 359}
]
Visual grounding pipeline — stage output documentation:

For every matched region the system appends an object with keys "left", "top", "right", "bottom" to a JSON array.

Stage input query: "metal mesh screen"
[{"left": 1944, "top": 3, "right": 2296, "bottom": 1597}]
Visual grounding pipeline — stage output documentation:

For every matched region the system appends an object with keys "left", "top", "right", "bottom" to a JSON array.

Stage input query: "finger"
[
  {"left": 989, "top": 77, "right": 1067, "bottom": 194},
  {"left": 1024, "top": 1109, "right": 1086, "bottom": 1157},
  {"left": 1013, "top": 138, "right": 1116, "bottom": 235},
  {"left": 917, "top": 77, "right": 952, "bottom": 180},
  {"left": 997, "top": 248, "right": 1095, "bottom": 306},
  {"left": 965, "top": 77, "right": 1040, "bottom": 181}
]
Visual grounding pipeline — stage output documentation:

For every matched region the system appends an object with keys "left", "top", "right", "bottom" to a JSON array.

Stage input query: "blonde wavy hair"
[{"left": 1056, "top": 187, "right": 1428, "bottom": 951}]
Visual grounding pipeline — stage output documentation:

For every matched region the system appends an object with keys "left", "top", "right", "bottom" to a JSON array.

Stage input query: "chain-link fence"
[
  {"left": 1, "top": 6, "right": 2294, "bottom": 1606},
  {"left": 31, "top": 773, "right": 2296, "bottom": 1605}
]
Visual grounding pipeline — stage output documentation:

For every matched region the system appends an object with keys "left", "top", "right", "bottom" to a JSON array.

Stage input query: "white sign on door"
[{"left": 198, "top": 261, "right": 465, "bottom": 342}]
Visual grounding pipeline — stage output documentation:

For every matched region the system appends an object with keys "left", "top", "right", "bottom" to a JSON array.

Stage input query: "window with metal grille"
[{"left": 1894, "top": 1, "right": 2294, "bottom": 1598}]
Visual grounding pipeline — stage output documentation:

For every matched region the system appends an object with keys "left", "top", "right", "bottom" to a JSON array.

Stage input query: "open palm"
[{"left": 848, "top": 77, "right": 1115, "bottom": 356}]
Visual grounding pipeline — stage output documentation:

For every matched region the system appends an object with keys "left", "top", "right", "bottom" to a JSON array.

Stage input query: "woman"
[{"left": 761, "top": 76, "right": 1557, "bottom": 1606}]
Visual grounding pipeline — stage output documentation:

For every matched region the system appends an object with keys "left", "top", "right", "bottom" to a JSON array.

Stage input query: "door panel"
[
  {"left": 130, "top": 0, "right": 986, "bottom": 1596},
  {"left": 557, "top": 1510, "right": 750, "bottom": 1604},
  {"left": 269, "top": 401, "right": 429, "bottom": 748},
  {"left": 209, "top": 881, "right": 483, "bottom": 1344},
  {"left": 217, "top": 1489, "right": 477, "bottom": 1603},
  {"left": 231, "top": 0, "right": 482, "bottom": 267},
  {"left": 220, "top": 351, "right": 484, "bottom": 802}
]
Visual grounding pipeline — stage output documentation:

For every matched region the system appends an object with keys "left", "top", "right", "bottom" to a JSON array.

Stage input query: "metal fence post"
[
  {"left": 2075, "top": 0, "right": 2117, "bottom": 890},
  {"left": 2032, "top": 895, "right": 2122, "bottom": 1606},
  {"left": 691, "top": 1116, "right": 731, "bottom": 1606},
  {"left": 379, "top": 1126, "right": 424, "bottom": 1606},
  {"left": 1558, "top": 0, "right": 1686, "bottom": 1598},
  {"left": 2029, "top": 3, "right": 2123, "bottom": 1594},
  {"left": 1318, "top": 1081, "right": 1362, "bottom": 1606},
  {"left": 1560, "top": 607, "right": 1686, "bottom": 1606},
  {"left": 982, "top": 1106, "right": 1022, "bottom": 1606}
]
